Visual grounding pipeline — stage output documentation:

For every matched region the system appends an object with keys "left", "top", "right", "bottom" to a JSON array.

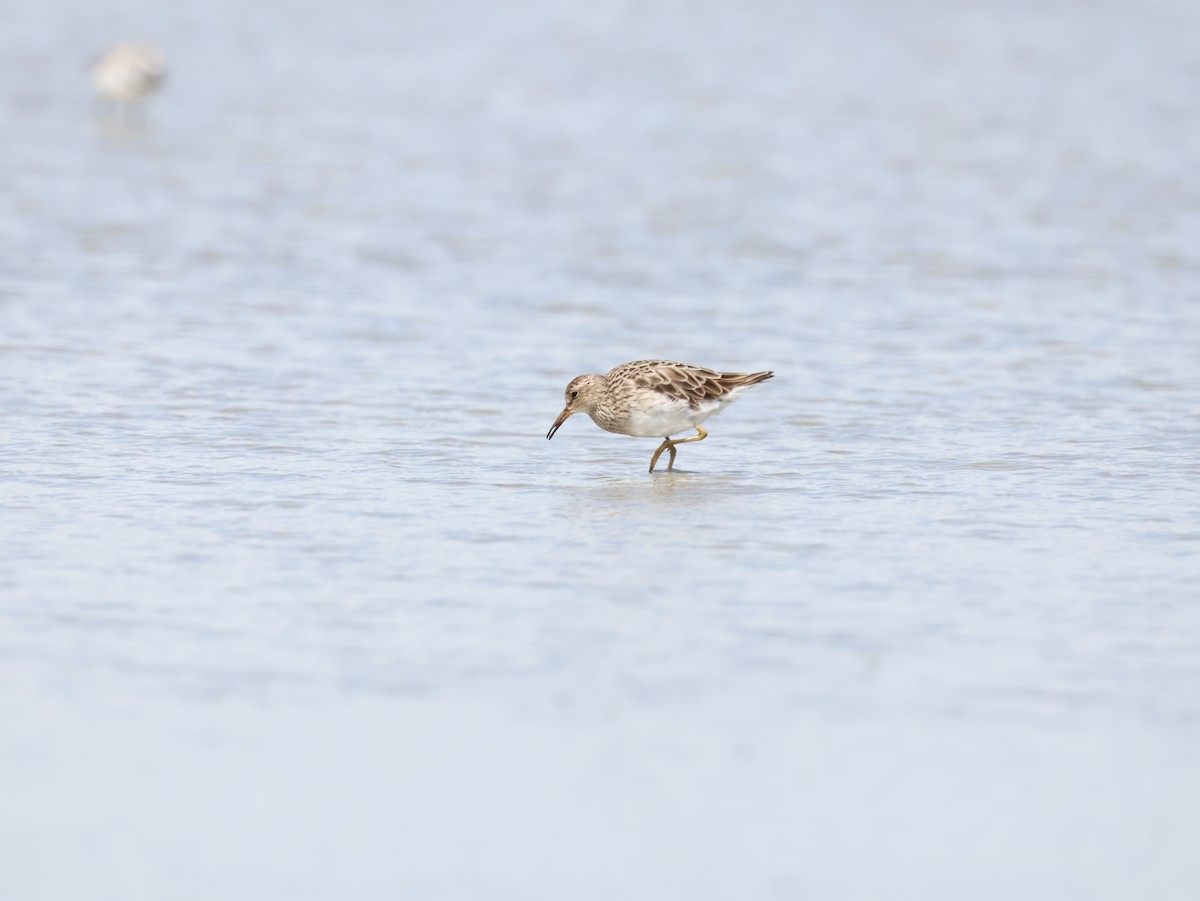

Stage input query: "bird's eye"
[{"left": 570, "top": 390, "right": 579, "bottom": 399}]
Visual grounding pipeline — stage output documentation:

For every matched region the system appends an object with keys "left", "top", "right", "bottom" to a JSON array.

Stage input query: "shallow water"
[{"left": 2, "top": 0, "right": 1199, "bottom": 898}]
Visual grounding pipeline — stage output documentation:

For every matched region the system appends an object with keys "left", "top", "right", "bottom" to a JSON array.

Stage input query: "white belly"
[{"left": 620, "top": 397, "right": 730, "bottom": 438}]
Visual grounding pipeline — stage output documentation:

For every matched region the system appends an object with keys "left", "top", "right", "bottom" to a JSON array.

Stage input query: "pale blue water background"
[{"left": 2, "top": 0, "right": 1199, "bottom": 898}]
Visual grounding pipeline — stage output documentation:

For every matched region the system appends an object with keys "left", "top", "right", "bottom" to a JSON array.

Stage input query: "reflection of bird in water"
[
  {"left": 547, "top": 360, "right": 775, "bottom": 472},
  {"left": 90, "top": 41, "right": 166, "bottom": 117}
]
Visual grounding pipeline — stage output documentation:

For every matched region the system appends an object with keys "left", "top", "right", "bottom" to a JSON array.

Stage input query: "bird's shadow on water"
[
  {"left": 565, "top": 466, "right": 751, "bottom": 507},
  {"left": 94, "top": 109, "right": 155, "bottom": 146}
]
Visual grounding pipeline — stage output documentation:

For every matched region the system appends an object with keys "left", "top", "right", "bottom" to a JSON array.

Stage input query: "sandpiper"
[
  {"left": 546, "top": 360, "right": 774, "bottom": 472},
  {"left": 90, "top": 41, "right": 166, "bottom": 112}
]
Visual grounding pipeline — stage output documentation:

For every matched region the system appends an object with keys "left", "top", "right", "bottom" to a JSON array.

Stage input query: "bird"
[
  {"left": 546, "top": 360, "right": 774, "bottom": 472},
  {"left": 90, "top": 41, "right": 166, "bottom": 113}
]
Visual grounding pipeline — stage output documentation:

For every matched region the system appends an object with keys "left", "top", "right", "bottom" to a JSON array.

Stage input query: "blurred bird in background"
[{"left": 90, "top": 41, "right": 166, "bottom": 119}]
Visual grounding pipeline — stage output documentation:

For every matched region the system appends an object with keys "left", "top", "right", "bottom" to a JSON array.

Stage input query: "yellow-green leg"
[
  {"left": 649, "top": 439, "right": 676, "bottom": 472},
  {"left": 648, "top": 427, "right": 708, "bottom": 472}
]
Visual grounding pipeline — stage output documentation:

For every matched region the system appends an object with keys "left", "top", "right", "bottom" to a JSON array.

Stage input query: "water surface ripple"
[{"left": 2, "top": 1, "right": 1198, "bottom": 899}]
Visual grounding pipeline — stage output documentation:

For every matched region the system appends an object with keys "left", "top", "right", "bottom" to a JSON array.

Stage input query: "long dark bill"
[{"left": 546, "top": 408, "right": 573, "bottom": 440}]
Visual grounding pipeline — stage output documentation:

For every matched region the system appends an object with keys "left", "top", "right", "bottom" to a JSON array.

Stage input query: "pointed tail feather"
[{"left": 721, "top": 370, "right": 774, "bottom": 388}]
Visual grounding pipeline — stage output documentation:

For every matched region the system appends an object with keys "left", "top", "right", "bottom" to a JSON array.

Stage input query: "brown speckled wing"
[{"left": 612, "top": 360, "right": 774, "bottom": 409}]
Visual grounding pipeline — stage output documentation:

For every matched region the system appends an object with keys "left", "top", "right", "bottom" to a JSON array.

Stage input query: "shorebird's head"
[{"left": 546, "top": 374, "right": 603, "bottom": 439}]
